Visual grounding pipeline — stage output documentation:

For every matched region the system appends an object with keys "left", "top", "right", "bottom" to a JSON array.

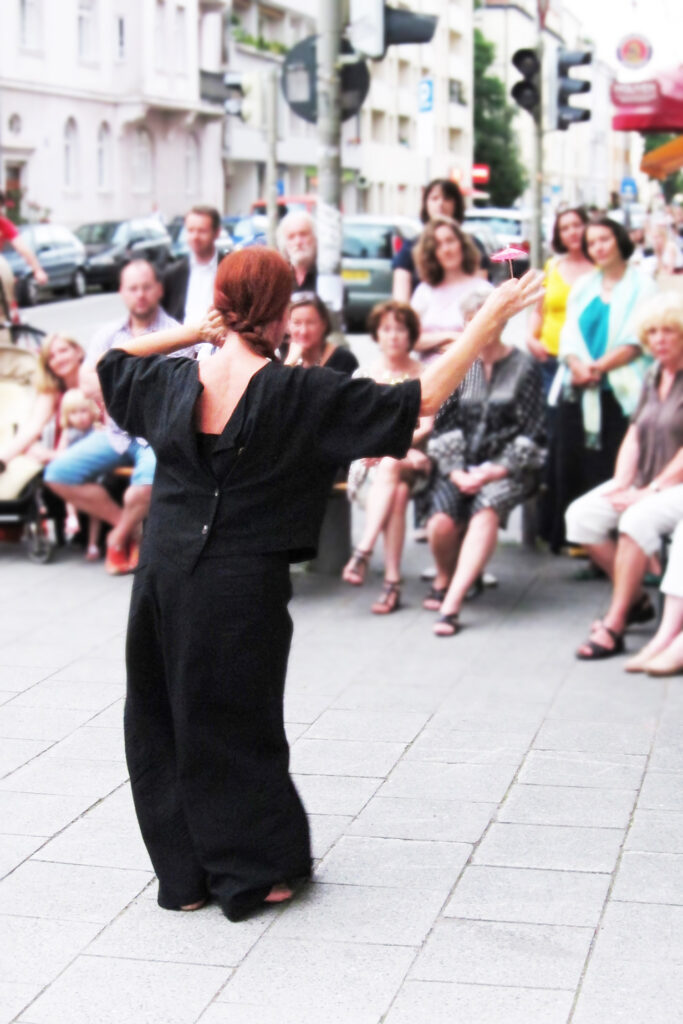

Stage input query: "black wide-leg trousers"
[{"left": 124, "top": 552, "right": 311, "bottom": 921}]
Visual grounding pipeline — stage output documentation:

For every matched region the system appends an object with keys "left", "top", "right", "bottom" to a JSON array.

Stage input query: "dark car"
[
  {"left": 341, "top": 215, "right": 422, "bottom": 331},
  {"left": 76, "top": 218, "right": 172, "bottom": 289},
  {"left": 1, "top": 223, "right": 87, "bottom": 306}
]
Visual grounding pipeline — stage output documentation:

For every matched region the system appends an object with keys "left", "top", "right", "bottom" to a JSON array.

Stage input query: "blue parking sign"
[{"left": 418, "top": 77, "right": 434, "bottom": 113}]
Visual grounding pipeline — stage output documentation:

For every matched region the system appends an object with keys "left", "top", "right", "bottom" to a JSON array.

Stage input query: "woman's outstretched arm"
[{"left": 419, "top": 271, "right": 544, "bottom": 415}]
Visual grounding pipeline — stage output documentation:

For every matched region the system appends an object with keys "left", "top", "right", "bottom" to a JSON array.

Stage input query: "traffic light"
[
  {"left": 223, "top": 71, "right": 265, "bottom": 126},
  {"left": 348, "top": 1, "right": 437, "bottom": 60},
  {"left": 555, "top": 49, "right": 592, "bottom": 130},
  {"left": 511, "top": 48, "right": 541, "bottom": 118}
]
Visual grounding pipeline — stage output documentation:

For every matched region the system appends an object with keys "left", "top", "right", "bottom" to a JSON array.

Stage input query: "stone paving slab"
[{"left": 1, "top": 541, "right": 679, "bottom": 1023}]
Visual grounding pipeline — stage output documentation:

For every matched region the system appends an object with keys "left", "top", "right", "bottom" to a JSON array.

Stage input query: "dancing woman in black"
[{"left": 96, "top": 247, "right": 543, "bottom": 922}]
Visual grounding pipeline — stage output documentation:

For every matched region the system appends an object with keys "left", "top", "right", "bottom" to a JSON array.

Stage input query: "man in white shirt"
[{"left": 162, "top": 205, "right": 222, "bottom": 326}]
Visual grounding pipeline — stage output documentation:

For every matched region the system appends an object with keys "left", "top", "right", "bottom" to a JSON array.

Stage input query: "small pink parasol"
[{"left": 490, "top": 246, "right": 529, "bottom": 278}]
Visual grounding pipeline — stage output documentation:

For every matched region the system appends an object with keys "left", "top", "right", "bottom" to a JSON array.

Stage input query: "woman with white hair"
[{"left": 567, "top": 291, "right": 683, "bottom": 659}]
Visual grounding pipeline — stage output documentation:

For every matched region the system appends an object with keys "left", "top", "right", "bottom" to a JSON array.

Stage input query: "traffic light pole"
[
  {"left": 531, "top": 14, "right": 544, "bottom": 271},
  {"left": 265, "top": 67, "right": 279, "bottom": 250},
  {"left": 316, "top": 0, "right": 344, "bottom": 326}
]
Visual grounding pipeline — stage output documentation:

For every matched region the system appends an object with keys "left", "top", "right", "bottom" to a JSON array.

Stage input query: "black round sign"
[{"left": 281, "top": 36, "right": 370, "bottom": 125}]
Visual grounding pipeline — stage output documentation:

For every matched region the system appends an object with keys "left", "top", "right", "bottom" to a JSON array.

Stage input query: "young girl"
[
  {"left": 57, "top": 388, "right": 103, "bottom": 561},
  {"left": 342, "top": 301, "right": 433, "bottom": 613}
]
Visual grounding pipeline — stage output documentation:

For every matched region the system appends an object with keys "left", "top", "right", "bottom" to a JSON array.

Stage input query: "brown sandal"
[
  {"left": 342, "top": 548, "right": 371, "bottom": 586},
  {"left": 371, "top": 580, "right": 401, "bottom": 615}
]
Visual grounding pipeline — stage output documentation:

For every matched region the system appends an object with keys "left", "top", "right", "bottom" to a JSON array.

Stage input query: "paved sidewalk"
[{"left": 1, "top": 532, "right": 681, "bottom": 1024}]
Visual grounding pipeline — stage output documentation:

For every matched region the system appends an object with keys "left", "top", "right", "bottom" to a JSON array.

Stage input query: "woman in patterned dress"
[{"left": 423, "top": 289, "right": 547, "bottom": 636}]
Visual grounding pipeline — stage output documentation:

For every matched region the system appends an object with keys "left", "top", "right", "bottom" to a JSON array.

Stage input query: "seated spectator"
[
  {"left": 56, "top": 388, "right": 104, "bottom": 560},
  {"left": 568, "top": 293, "right": 683, "bottom": 659},
  {"left": 411, "top": 217, "right": 492, "bottom": 364},
  {"left": 277, "top": 212, "right": 317, "bottom": 297},
  {"left": 625, "top": 518, "right": 683, "bottom": 675},
  {"left": 44, "top": 260, "right": 182, "bottom": 575},
  {"left": 341, "top": 301, "right": 433, "bottom": 613},
  {"left": 284, "top": 293, "right": 357, "bottom": 374},
  {"left": 423, "top": 288, "right": 547, "bottom": 637},
  {"left": 0, "top": 333, "right": 85, "bottom": 499}
]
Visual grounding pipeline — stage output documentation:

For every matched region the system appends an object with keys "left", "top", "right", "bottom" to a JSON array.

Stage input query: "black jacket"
[{"left": 162, "top": 258, "right": 191, "bottom": 323}]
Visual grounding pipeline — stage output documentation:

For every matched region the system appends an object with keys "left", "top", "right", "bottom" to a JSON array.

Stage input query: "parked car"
[
  {"left": 250, "top": 194, "right": 317, "bottom": 218},
  {"left": 166, "top": 220, "right": 234, "bottom": 262},
  {"left": 75, "top": 218, "right": 172, "bottom": 290},
  {"left": 1, "top": 224, "right": 87, "bottom": 306},
  {"left": 231, "top": 215, "right": 268, "bottom": 249},
  {"left": 464, "top": 207, "right": 532, "bottom": 275},
  {"left": 341, "top": 215, "right": 422, "bottom": 331}
]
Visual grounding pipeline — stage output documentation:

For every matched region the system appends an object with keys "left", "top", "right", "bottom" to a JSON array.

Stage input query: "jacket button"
[
  {"left": 201, "top": 524, "right": 208, "bottom": 535},
  {"left": 214, "top": 489, "right": 219, "bottom": 497},
  {"left": 238, "top": 446, "right": 246, "bottom": 456}
]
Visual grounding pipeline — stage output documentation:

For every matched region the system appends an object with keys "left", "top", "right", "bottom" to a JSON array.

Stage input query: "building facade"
[
  {"left": 0, "top": 0, "right": 227, "bottom": 227},
  {"left": 223, "top": 0, "right": 475, "bottom": 218}
]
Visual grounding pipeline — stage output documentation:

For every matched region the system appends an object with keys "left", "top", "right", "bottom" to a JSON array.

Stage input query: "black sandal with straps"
[{"left": 371, "top": 580, "right": 401, "bottom": 615}]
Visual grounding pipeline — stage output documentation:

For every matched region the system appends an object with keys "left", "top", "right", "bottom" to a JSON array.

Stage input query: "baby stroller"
[{"left": 0, "top": 257, "right": 59, "bottom": 562}]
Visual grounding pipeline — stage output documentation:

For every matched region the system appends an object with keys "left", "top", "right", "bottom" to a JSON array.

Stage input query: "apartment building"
[{"left": 0, "top": 0, "right": 228, "bottom": 226}]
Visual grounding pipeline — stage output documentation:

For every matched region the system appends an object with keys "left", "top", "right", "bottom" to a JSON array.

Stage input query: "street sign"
[
  {"left": 620, "top": 176, "right": 638, "bottom": 199},
  {"left": 416, "top": 76, "right": 435, "bottom": 157},
  {"left": 281, "top": 36, "right": 370, "bottom": 125},
  {"left": 616, "top": 35, "right": 652, "bottom": 70},
  {"left": 472, "top": 163, "right": 490, "bottom": 184}
]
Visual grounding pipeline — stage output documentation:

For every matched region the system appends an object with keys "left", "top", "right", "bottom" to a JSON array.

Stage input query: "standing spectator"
[
  {"left": 392, "top": 177, "right": 489, "bottom": 303},
  {"left": 162, "top": 206, "right": 222, "bottom": 324},
  {"left": 526, "top": 208, "right": 592, "bottom": 396},
  {"left": 411, "top": 217, "right": 492, "bottom": 364},
  {"left": 548, "top": 217, "right": 655, "bottom": 551},
  {"left": 277, "top": 211, "right": 317, "bottom": 297},
  {"left": 44, "top": 260, "right": 182, "bottom": 575},
  {"left": 642, "top": 217, "right": 683, "bottom": 279},
  {"left": 0, "top": 191, "right": 48, "bottom": 287}
]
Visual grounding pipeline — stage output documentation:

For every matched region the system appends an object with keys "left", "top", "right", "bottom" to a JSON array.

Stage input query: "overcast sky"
[{"left": 562, "top": 0, "right": 679, "bottom": 75}]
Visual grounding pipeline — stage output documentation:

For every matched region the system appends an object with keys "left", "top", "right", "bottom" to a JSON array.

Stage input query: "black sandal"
[
  {"left": 423, "top": 585, "right": 447, "bottom": 611},
  {"left": 371, "top": 580, "right": 401, "bottom": 615},
  {"left": 433, "top": 613, "right": 459, "bottom": 637},
  {"left": 342, "top": 548, "right": 371, "bottom": 586},
  {"left": 576, "top": 624, "right": 624, "bottom": 660}
]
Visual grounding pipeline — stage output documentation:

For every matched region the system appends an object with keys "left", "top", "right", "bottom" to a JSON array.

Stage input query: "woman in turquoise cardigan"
[{"left": 544, "top": 217, "right": 655, "bottom": 549}]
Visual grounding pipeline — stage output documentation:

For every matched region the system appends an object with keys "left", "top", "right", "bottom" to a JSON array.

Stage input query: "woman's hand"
[
  {"left": 284, "top": 341, "right": 303, "bottom": 366},
  {"left": 198, "top": 307, "right": 226, "bottom": 345},
  {"left": 569, "top": 359, "right": 596, "bottom": 388},
  {"left": 485, "top": 270, "right": 545, "bottom": 325},
  {"left": 607, "top": 486, "right": 647, "bottom": 512},
  {"left": 404, "top": 449, "right": 432, "bottom": 474},
  {"left": 450, "top": 468, "right": 484, "bottom": 494},
  {"left": 526, "top": 335, "right": 549, "bottom": 362}
]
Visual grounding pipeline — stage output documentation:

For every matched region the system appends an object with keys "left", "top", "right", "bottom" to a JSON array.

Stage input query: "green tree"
[
  {"left": 473, "top": 28, "right": 528, "bottom": 207},
  {"left": 642, "top": 132, "right": 683, "bottom": 203}
]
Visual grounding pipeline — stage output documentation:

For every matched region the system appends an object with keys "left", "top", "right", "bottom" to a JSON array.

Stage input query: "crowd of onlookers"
[{"left": 0, "top": 183, "right": 682, "bottom": 674}]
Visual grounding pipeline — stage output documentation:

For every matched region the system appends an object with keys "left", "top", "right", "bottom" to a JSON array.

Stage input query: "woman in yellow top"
[{"left": 527, "top": 207, "right": 592, "bottom": 394}]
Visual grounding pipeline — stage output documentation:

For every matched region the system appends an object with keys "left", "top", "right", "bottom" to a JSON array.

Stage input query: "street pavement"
[{"left": 1, "top": 522, "right": 681, "bottom": 1024}]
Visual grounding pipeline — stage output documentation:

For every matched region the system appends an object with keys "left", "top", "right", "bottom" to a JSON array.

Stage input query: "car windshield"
[
  {"left": 75, "top": 222, "right": 125, "bottom": 245},
  {"left": 233, "top": 216, "right": 266, "bottom": 242},
  {"left": 342, "top": 224, "right": 392, "bottom": 260}
]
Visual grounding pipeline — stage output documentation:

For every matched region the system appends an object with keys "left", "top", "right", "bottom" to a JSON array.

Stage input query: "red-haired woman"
[{"left": 96, "top": 247, "right": 543, "bottom": 923}]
